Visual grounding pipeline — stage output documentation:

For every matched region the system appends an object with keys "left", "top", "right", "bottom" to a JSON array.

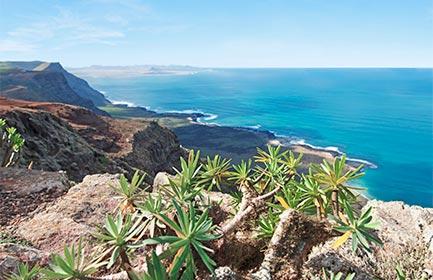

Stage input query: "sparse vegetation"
[
  {"left": 42, "top": 239, "right": 105, "bottom": 279},
  {"left": 0, "top": 118, "right": 25, "bottom": 167},
  {"left": 332, "top": 201, "right": 382, "bottom": 253},
  {"left": 9, "top": 145, "right": 385, "bottom": 279},
  {"left": 7, "top": 263, "right": 39, "bottom": 280}
]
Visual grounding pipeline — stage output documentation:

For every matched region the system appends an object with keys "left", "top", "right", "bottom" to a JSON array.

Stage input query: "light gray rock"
[
  {"left": 152, "top": 172, "right": 172, "bottom": 192},
  {"left": 302, "top": 200, "right": 433, "bottom": 279},
  {"left": 13, "top": 173, "right": 120, "bottom": 252},
  {"left": 213, "top": 266, "right": 237, "bottom": 280},
  {"left": 0, "top": 243, "right": 47, "bottom": 278}
]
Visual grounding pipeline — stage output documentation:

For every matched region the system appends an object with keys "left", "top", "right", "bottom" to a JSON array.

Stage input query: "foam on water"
[{"left": 111, "top": 100, "right": 136, "bottom": 107}]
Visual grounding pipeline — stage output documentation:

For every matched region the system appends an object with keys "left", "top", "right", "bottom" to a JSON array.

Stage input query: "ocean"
[{"left": 86, "top": 68, "right": 433, "bottom": 207}]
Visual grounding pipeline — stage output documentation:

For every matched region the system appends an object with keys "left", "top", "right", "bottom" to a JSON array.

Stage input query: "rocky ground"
[
  {"left": 0, "top": 168, "right": 70, "bottom": 226},
  {"left": 1, "top": 171, "right": 432, "bottom": 279}
]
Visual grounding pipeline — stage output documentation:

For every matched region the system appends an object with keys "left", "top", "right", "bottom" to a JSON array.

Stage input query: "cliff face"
[
  {"left": 37, "top": 62, "right": 110, "bottom": 106},
  {"left": 123, "top": 122, "right": 185, "bottom": 178},
  {"left": 0, "top": 61, "right": 110, "bottom": 115},
  {"left": 0, "top": 98, "right": 183, "bottom": 181},
  {"left": 0, "top": 108, "right": 122, "bottom": 181}
]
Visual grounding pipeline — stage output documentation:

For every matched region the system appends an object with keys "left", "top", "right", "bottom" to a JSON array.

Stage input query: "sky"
[{"left": 0, "top": 0, "right": 432, "bottom": 68}]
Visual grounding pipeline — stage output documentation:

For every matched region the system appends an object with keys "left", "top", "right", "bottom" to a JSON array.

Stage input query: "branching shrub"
[{"left": 0, "top": 118, "right": 25, "bottom": 167}]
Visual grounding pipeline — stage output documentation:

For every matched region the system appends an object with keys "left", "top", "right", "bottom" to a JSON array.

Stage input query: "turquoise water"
[{"left": 87, "top": 69, "right": 433, "bottom": 207}]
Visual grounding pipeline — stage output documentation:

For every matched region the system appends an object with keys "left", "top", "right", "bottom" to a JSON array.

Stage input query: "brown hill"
[{"left": 0, "top": 98, "right": 184, "bottom": 181}]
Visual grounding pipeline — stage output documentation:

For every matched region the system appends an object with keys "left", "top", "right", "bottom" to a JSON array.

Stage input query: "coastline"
[
  {"left": 100, "top": 102, "right": 376, "bottom": 173},
  {"left": 187, "top": 112, "right": 376, "bottom": 168}
]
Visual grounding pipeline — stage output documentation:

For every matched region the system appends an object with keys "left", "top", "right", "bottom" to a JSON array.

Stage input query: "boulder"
[
  {"left": 0, "top": 243, "right": 48, "bottom": 278},
  {"left": 152, "top": 172, "right": 172, "bottom": 192},
  {"left": 0, "top": 168, "right": 71, "bottom": 226},
  {"left": 13, "top": 173, "right": 120, "bottom": 252},
  {"left": 302, "top": 200, "right": 433, "bottom": 279}
]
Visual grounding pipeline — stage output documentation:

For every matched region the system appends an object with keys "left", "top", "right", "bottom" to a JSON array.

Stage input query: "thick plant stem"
[
  {"left": 316, "top": 205, "right": 321, "bottom": 220},
  {"left": 221, "top": 186, "right": 281, "bottom": 236},
  {"left": 252, "top": 209, "right": 293, "bottom": 279},
  {"left": 120, "top": 250, "right": 135, "bottom": 280},
  {"left": 331, "top": 190, "right": 339, "bottom": 216}
]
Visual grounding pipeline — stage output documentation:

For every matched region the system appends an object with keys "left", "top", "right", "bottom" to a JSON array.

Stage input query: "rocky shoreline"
[{"left": 103, "top": 103, "right": 373, "bottom": 170}]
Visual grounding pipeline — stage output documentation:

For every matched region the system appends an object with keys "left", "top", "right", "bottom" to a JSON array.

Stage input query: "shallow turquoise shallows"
[{"left": 88, "top": 68, "right": 433, "bottom": 207}]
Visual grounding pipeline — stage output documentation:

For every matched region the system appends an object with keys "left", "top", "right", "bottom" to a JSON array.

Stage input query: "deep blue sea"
[{"left": 86, "top": 69, "right": 433, "bottom": 207}]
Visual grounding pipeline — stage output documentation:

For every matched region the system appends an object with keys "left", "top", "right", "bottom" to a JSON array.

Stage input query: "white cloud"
[
  {"left": 2, "top": 8, "right": 126, "bottom": 53},
  {"left": 0, "top": 40, "right": 36, "bottom": 52},
  {"left": 8, "top": 24, "right": 54, "bottom": 40}
]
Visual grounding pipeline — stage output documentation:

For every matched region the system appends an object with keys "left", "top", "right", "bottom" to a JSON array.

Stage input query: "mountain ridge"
[{"left": 0, "top": 61, "right": 111, "bottom": 115}]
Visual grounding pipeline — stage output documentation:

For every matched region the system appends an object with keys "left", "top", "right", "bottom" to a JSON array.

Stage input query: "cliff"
[
  {"left": 0, "top": 98, "right": 184, "bottom": 181},
  {"left": 0, "top": 61, "right": 110, "bottom": 115}
]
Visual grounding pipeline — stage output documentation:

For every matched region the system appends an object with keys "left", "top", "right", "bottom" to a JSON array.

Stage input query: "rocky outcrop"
[
  {"left": 0, "top": 169, "right": 431, "bottom": 279},
  {"left": 0, "top": 106, "right": 124, "bottom": 181},
  {"left": 303, "top": 200, "right": 433, "bottom": 279},
  {"left": 123, "top": 122, "right": 185, "bottom": 178},
  {"left": 43, "top": 62, "right": 110, "bottom": 106},
  {"left": 0, "top": 168, "right": 71, "bottom": 226},
  {"left": 0, "top": 98, "right": 185, "bottom": 182},
  {"left": 12, "top": 174, "right": 119, "bottom": 252}
]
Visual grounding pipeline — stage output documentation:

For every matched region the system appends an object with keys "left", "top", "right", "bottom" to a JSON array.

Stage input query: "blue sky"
[{"left": 0, "top": 0, "right": 432, "bottom": 67}]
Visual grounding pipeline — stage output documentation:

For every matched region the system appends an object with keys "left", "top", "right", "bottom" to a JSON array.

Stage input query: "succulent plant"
[
  {"left": 162, "top": 150, "right": 204, "bottom": 204},
  {"left": 298, "top": 174, "right": 328, "bottom": 220},
  {"left": 199, "top": 155, "right": 231, "bottom": 191},
  {"left": 43, "top": 240, "right": 104, "bottom": 279},
  {"left": 282, "top": 150, "right": 303, "bottom": 177},
  {"left": 136, "top": 194, "right": 167, "bottom": 238},
  {"left": 110, "top": 171, "right": 146, "bottom": 214},
  {"left": 332, "top": 201, "right": 382, "bottom": 253},
  {"left": 130, "top": 251, "right": 169, "bottom": 280},
  {"left": 147, "top": 199, "right": 220, "bottom": 279},
  {"left": 7, "top": 263, "right": 40, "bottom": 280},
  {"left": 94, "top": 212, "right": 146, "bottom": 270},
  {"left": 312, "top": 155, "right": 364, "bottom": 216},
  {"left": 256, "top": 208, "right": 279, "bottom": 239}
]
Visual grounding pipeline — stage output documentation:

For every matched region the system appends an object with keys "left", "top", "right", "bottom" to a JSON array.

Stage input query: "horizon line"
[
  {"left": 1, "top": 60, "right": 432, "bottom": 69},
  {"left": 67, "top": 65, "right": 433, "bottom": 69}
]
